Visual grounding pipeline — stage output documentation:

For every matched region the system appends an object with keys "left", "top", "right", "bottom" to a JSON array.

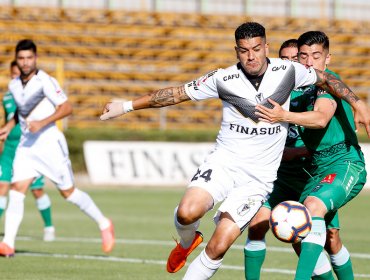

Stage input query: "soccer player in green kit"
[
  {"left": 245, "top": 37, "right": 351, "bottom": 280},
  {"left": 0, "top": 60, "right": 55, "bottom": 241},
  {"left": 255, "top": 31, "right": 367, "bottom": 280}
]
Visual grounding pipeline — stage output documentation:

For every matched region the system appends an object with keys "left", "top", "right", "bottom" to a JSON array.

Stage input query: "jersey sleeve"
[
  {"left": 184, "top": 69, "right": 220, "bottom": 101},
  {"left": 42, "top": 75, "right": 68, "bottom": 106},
  {"left": 2, "top": 93, "right": 17, "bottom": 122},
  {"left": 293, "top": 62, "right": 317, "bottom": 89}
]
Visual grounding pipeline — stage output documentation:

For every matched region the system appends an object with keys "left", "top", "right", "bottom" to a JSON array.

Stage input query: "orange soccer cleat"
[
  {"left": 101, "top": 219, "right": 115, "bottom": 253},
  {"left": 167, "top": 231, "right": 203, "bottom": 273},
  {"left": 0, "top": 242, "right": 15, "bottom": 258}
]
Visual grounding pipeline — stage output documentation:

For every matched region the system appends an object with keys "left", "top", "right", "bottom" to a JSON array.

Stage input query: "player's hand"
[
  {"left": 100, "top": 102, "right": 125, "bottom": 121},
  {"left": 255, "top": 98, "right": 287, "bottom": 123},
  {"left": 27, "top": 120, "right": 44, "bottom": 133},
  {"left": 352, "top": 100, "right": 370, "bottom": 137},
  {"left": 0, "top": 126, "right": 10, "bottom": 141}
]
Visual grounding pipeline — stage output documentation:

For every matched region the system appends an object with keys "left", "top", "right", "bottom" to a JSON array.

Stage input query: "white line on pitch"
[
  {"left": 16, "top": 251, "right": 370, "bottom": 278},
  {"left": 17, "top": 236, "right": 370, "bottom": 260}
]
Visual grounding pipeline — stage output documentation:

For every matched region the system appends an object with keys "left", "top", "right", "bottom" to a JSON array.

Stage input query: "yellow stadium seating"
[{"left": 0, "top": 6, "right": 369, "bottom": 130}]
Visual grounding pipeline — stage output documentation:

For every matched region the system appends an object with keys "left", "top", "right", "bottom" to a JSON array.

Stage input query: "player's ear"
[
  {"left": 234, "top": 46, "right": 240, "bottom": 60},
  {"left": 265, "top": 43, "right": 269, "bottom": 57},
  {"left": 325, "top": 53, "right": 331, "bottom": 66}
]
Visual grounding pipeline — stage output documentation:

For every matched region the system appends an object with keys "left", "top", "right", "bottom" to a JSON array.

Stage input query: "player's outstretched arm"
[
  {"left": 314, "top": 69, "right": 370, "bottom": 137},
  {"left": 255, "top": 97, "right": 336, "bottom": 129},
  {"left": 100, "top": 85, "right": 190, "bottom": 121}
]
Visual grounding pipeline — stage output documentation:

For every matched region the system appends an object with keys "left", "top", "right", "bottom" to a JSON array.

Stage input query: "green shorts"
[
  {"left": 299, "top": 160, "right": 366, "bottom": 216},
  {"left": 0, "top": 140, "right": 44, "bottom": 190},
  {"left": 264, "top": 160, "right": 309, "bottom": 210},
  {"left": 265, "top": 159, "right": 340, "bottom": 228}
]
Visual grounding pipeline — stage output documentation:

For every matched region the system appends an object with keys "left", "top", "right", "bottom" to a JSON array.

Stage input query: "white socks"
[
  {"left": 245, "top": 239, "right": 266, "bottom": 251},
  {"left": 174, "top": 206, "right": 200, "bottom": 248},
  {"left": 183, "top": 249, "right": 223, "bottom": 280},
  {"left": 66, "top": 188, "right": 109, "bottom": 230},
  {"left": 36, "top": 194, "right": 51, "bottom": 210},
  {"left": 0, "top": 195, "right": 7, "bottom": 210},
  {"left": 3, "top": 190, "right": 25, "bottom": 248},
  {"left": 330, "top": 245, "right": 350, "bottom": 266},
  {"left": 312, "top": 252, "right": 332, "bottom": 276}
]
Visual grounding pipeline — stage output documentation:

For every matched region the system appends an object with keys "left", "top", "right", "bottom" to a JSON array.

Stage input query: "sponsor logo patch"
[{"left": 320, "top": 174, "right": 337, "bottom": 184}]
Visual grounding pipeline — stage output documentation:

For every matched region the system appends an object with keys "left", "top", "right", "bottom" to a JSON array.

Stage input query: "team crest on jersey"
[
  {"left": 255, "top": 92, "right": 264, "bottom": 103},
  {"left": 320, "top": 174, "right": 337, "bottom": 184},
  {"left": 312, "top": 185, "right": 323, "bottom": 192},
  {"left": 237, "top": 198, "right": 256, "bottom": 216}
]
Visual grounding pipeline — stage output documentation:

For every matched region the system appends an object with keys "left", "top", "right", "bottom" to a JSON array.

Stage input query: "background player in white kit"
[
  {"left": 100, "top": 22, "right": 370, "bottom": 279},
  {"left": 0, "top": 39, "right": 114, "bottom": 257}
]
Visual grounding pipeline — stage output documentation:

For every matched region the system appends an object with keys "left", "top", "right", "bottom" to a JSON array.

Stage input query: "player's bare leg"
[
  {"left": 167, "top": 187, "right": 213, "bottom": 273},
  {"left": 61, "top": 186, "right": 115, "bottom": 253},
  {"left": 183, "top": 212, "right": 240, "bottom": 279}
]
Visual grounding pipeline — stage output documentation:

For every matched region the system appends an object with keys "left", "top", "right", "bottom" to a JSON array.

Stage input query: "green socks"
[
  {"left": 295, "top": 217, "right": 326, "bottom": 280},
  {"left": 244, "top": 239, "right": 266, "bottom": 280}
]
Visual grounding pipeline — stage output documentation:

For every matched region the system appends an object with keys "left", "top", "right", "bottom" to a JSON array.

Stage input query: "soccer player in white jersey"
[
  {"left": 100, "top": 22, "right": 370, "bottom": 279},
  {"left": 0, "top": 39, "right": 114, "bottom": 257}
]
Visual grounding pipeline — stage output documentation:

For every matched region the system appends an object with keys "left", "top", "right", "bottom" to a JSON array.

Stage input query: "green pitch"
[{"left": 1, "top": 187, "right": 369, "bottom": 279}]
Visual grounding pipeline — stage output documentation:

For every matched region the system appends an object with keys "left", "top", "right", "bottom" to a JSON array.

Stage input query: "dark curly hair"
[
  {"left": 15, "top": 39, "right": 37, "bottom": 55},
  {"left": 235, "top": 22, "right": 266, "bottom": 42},
  {"left": 297, "top": 31, "right": 329, "bottom": 50}
]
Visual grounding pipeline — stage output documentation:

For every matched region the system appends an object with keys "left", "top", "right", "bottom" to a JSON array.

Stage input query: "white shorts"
[
  {"left": 12, "top": 128, "right": 74, "bottom": 190},
  {"left": 188, "top": 148, "right": 273, "bottom": 231}
]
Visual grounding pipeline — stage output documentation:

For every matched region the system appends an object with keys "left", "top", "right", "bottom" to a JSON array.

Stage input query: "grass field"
[{"left": 0, "top": 186, "right": 370, "bottom": 279}]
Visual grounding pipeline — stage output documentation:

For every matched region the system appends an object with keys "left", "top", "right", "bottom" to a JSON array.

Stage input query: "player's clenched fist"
[{"left": 100, "top": 101, "right": 133, "bottom": 121}]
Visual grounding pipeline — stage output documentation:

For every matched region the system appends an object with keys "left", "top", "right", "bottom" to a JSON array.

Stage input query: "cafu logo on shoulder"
[
  {"left": 272, "top": 65, "right": 287, "bottom": 71},
  {"left": 255, "top": 92, "right": 264, "bottom": 103}
]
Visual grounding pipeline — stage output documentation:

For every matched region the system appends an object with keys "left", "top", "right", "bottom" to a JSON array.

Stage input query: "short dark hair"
[
  {"left": 279, "top": 39, "right": 298, "bottom": 57},
  {"left": 235, "top": 22, "right": 266, "bottom": 41},
  {"left": 15, "top": 39, "right": 37, "bottom": 54},
  {"left": 297, "top": 31, "right": 329, "bottom": 50},
  {"left": 10, "top": 60, "right": 17, "bottom": 68}
]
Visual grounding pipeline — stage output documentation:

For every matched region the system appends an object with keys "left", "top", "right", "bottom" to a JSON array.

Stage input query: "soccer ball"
[{"left": 269, "top": 200, "right": 312, "bottom": 243}]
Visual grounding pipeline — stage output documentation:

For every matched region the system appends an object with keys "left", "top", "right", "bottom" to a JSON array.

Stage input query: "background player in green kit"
[
  {"left": 244, "top": 37, "right": 352, "bottom": 280},
  {"left": 0, "top": 60, "right": 55, "bottom": 242},
  {"left": 256, "top": 31, "right": 367, "bottom": 280}
]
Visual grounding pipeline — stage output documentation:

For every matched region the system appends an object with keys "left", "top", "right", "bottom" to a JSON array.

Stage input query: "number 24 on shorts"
[{"left": 191, "top": 169, "right": 213, "bottom": 182}]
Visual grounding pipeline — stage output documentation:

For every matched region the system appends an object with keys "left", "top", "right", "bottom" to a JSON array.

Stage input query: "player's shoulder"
[
  {"left": 216, "top": 64, "right": 242, "bottom": 81},
  {"left": 8, "top": 77, "right": 20, "bottom": 90},
  {"left": 35, "top": 69, "right": 51, "bottom": 80},
  {"left": 325, "top": 68, "right": 340, "bottom": 79}
]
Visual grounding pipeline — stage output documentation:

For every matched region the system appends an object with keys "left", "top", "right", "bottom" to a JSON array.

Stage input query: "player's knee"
[
  {"left": 205, "top": 240, "right": 228, "bottom": 260},
  {"left": 59, "top": 186, "right": 75, "bottom": 199},
  {"left": 31, "top": 188, "right": 44, "bottom": 198},
  {"left": 304, "top": 196, "right": 327, "bottom": 216},
  {"left": 177, "top": 204, "right": 203, "bottom": 225},
  {"left": 325, "top": 228, "right": 342, "bottom": 254}
]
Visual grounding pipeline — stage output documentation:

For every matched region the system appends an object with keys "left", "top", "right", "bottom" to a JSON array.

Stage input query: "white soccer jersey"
[
  {"left": 185, "top": 58, "right": 317, "bottom": 184},
  {"left": 8, "top": 69, "right": 68, "bottom": 141},
  {"left": 8, "top": 70, "right": 73, "bottom": 189}
]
